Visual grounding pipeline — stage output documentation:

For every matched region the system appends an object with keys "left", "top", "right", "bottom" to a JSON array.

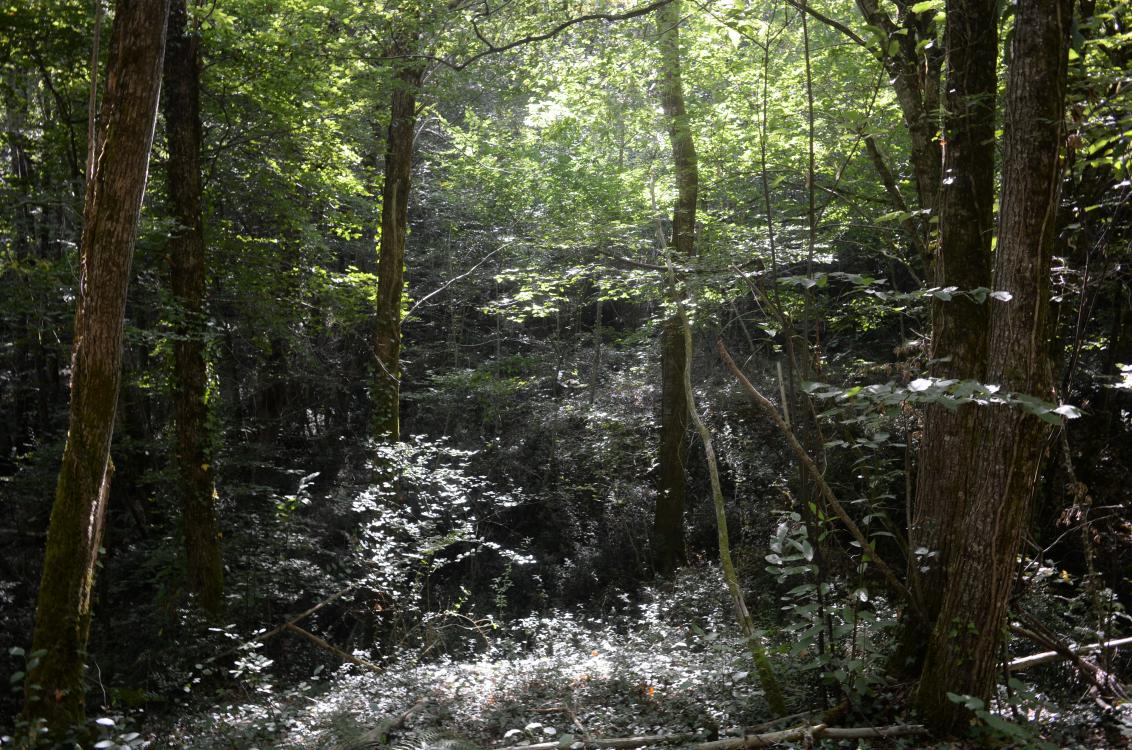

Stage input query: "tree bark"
[
  {"left": 164, "top": 0, "right": 224, "bottom": 615},
  {"left": 904, "top": 0, "right": 998, "bottom": 654},
  {"left": 916, "top": 0, "right": 1071, "bottom": 731},
  {"left": 653, "top": 0, "right": 698, "bottom": 577},
  {"left": 373, "top": 33, "right": 423, "bottom": 444},
  {"left": 23, "top": 0, "right": 169, "bottom": 731}
]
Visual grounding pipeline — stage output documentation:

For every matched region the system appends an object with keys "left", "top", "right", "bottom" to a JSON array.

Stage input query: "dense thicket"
[{"left": 1, "top": 0, "right": 1130, "bottom": 746}]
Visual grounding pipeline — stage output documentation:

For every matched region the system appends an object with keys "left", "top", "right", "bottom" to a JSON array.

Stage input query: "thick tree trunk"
[
  {"left": 653, "top": 0, "right": 698, "bottom": 577},
  {"left": 23, "top": 0, "right": 169, "bottom": 731},
  {"left": 373, "top": 34, "right": 423, "bottom": 444},
  {"left": 916, "top": 0, "right": 1071, "bottom": 732},
  {"left": 164, "top": 0, "right": 224, "bottom": 615},
  {"left": 905, "top": 0, "right": 997, "bottom": 650}
]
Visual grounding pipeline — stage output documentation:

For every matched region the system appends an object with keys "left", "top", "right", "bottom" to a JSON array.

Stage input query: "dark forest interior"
[{"left": 1, "top": 0, "right": 1131, "bottom": 748}]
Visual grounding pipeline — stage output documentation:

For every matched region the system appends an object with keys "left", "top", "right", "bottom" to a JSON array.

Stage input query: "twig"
[
  {"left": 404, "top": 248, "right": 500, "bottom": 323},
  {"left": 780, "top": 0, "right": 868, "bottom": 47}
]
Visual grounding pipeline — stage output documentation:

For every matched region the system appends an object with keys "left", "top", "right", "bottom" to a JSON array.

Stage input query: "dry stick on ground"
[
  {"left": 496, "top": 723, "right": 926, "bottom": 750},
  {"left": 673, "top": 282, "right": 787, "bottom": 716},
  {"left": 716, "top": 340, "right": 916, "bottom": 611}
]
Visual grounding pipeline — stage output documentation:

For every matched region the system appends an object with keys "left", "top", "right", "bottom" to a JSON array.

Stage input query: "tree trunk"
[
  {"left": 164, "top": 0, "right": 224, "bottom": 615},
  {"left": 854, "top": 0, "right": 942, "bottom": 252},
  {"left": 653, "top": 0, "right": 698, "bottom": 577},
  {"left": 916, "top": 0, "right": 1071, "bottom": 732},
  {"left": 23, "top": 0, "right": 169, "bottom": 731},
  {"left": 905, "top": 0, "right": 997, "bottom": 652},
  {"left": 373, "top": 34, "right": 423, "bottom": 444}
]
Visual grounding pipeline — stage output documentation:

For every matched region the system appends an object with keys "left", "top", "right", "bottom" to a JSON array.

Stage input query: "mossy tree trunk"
[
  {"left": 917, "top": 0, "right": 1071, "bottom": 731},
  {"left": 24, "top": 0, "right": 169, "bottom": 730},
  {"left": 653, "top": 0, "right": 698, "bottom": 577},
  {"left": 373, "top": 31, "right": 423, "bottom": 445},
  {"left": 164, "top": 0, "right": 224, "bottom": 616}
]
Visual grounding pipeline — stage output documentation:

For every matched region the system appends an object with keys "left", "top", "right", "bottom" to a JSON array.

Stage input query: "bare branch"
[
  {"left": 392, "top": 0, "right": 676, "bottom": 71},
  {"left": 717, "top": 340, "right": 918, "bottom": 610},
  {"left": 782, "top": 0, "right": 868, "bottom": 47}
]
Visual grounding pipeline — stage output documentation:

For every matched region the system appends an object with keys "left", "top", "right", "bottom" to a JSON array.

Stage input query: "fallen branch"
[
  {"left": 207, "top": 583, "right": 359, "bottom": 665},
  {"left": 1008, "top": 635, "right": 1132, "bottom": 672},
  {"left": 495, "top": 724, "right": 926, "bottom": 750},
  {"left": 284, "top": 622, "right": 382, "bottom": 673},
  {"left": 496, "top": 730, "right": 703, "bottom": 750},
  {"left": 697, "top": 723, "right": 926, "bottom": 750},
  {"left": 717, "top": 339, "right": 915, "bottom": 609},
  {"left": 342, "top": 697, "right": 429, "bottom": 749},
  {"left": 1009, "top": 621, "right": 1127, "bottom": 704}
]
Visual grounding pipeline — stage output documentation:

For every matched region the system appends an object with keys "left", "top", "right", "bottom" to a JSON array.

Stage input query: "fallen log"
[
  {"left": 495, "top": 723, "right": 927, "bottom": 750},
  {"left": 696, "top": 724, "right": 926, "bottom": 750},
  {"left": 1008, "top": 635, "right": 1132, "bottom": 672}
]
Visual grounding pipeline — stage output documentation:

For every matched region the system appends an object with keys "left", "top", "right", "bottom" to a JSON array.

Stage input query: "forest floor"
[{"left": 141, "top": 568, "right": 1130, "bottom": 750}]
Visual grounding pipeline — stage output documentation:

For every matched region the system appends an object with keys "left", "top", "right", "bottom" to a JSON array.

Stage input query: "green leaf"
[{"left": 909, "top": 0, "right": 943, "bottom": 12}]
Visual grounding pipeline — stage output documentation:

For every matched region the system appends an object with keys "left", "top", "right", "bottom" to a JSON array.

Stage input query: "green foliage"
[{"left": 765, "top": 514, "right": 891, "bottom": 705}]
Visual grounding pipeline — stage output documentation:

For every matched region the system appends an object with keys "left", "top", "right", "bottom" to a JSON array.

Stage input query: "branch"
[
  {"left": 717, "top": 340, "right": 917, "bottom": 610},
  {"left": 284, "top": 622, "right": 383, "bottom": 672},
  {"left": 496, "top": 724, "right": 926, "bottom": 750},
  {"left": 1008, "top": 635, "right": 1132, "bottom": 672},
  {"left": 416, "top": 0, "right": 676, "bottom": 71},
  {"left": 595, "top": 247, "right": 672, "bottom": 272},
  {"left": 862, "top": 133, "right": 928, "bottom": 273},
  {"left": 404, "top": 248, "right": 500, "bottom": 323},
  {"left": 206, "top": 584, "right": 358, "bottom": 665},
  {"left": 782, "top": 0, "right": 868, "bottom": 47},
  {"left": 1010, "top": 619, "right": 1128, "bottom": 701}
]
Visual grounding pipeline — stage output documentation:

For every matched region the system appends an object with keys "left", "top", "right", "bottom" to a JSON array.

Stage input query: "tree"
[
  {"left": 652, "top": 0, "right": 698, "bottom": 577},
  {"left": 23, "top": 0, "right": 170, "bottom": 730},
  {"left": 916, "top": 0, "right": 1072, "bottom": 730},
  {"left": 164, "top": 0, "right": 224, "bottom": 615},
  {"left": 906, "top": 0, "right": 998, "bottom": 647},
  {"left": 373, "top": 17, "right": 425, "bottom": 444}
]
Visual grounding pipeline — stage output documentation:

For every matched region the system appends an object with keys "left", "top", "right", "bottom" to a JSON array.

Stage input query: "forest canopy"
[{"left": 1, "top": 0, "right": 1130, "bottom": 748}]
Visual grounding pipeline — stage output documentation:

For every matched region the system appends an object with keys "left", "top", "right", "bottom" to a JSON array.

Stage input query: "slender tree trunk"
[
  {"left": 854, "top": 0, "right": 942, "bottom": 240},
  {"left": 373, "top": 32, "right": 423, "bottom": 443},
  {"left": 653, "top": 0, "right": 698, "bottom": 577},
  {"left": 917, "top": 0, "right": 1071, "bottom": 731},
  {"left": 905, "top": 0, "right": 998, "bottom": 650},
  {"left": 164, "top": 0, "right": 223, "bottom": 615},
  {"left": 677, "top": 310, "right": 787, "bottom": 716},
  {"left": 23, "top": 0, "right": 169, "bottom": 730}
]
